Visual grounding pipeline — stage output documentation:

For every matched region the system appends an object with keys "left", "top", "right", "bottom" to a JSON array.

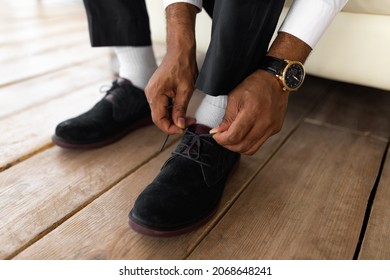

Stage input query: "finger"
[
  {"left": 234, "top": 116, "right": 283, "bottom": 154},
  {"left": 154, "top": 116, "right": 183, "bottom": 134},
  {"left": 172, "top": 87, "right": 193, "bottom": 129},
  {"left": 185, "top": 116, "right": 196, "bottom": 127},
  {"left": 209, "top": 101, "right": 236, "bottom": 134},
  {"left": 150, "top": 95, "right": 182, "bottom": 134},
  {"left": 157, "top": 116, "right": 195, "bottom": 134},
  {"left": 242, "top": 134, "right": 269, "bottom": 155},
  {"left": 213, "top": 109, "right": 255, "bottom": 146},
  {"left": 222, "top": 129, "right": 270, "bottom": 155},
  {"left": 209, "top": 119, "right": 229, "bottom": 134}
]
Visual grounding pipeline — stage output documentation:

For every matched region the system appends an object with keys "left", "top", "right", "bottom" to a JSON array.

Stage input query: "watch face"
[{"left": 283, "top": 62, "right": 305, "bottom": 91}]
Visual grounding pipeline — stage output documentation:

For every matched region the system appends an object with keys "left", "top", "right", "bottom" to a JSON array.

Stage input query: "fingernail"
[
  {"left": 178, "top": 117, "right": 185, "bottom": 129},
  {"left": 209, "top": 128, "right": 219, "bottom": 134}
]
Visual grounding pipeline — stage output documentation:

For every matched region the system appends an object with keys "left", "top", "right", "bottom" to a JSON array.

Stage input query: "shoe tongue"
[
  {"left": 175, "top": 124, "right": 212, "bottom": 164},
  {"left": 116, "top": 77, "right": 132, "bottom": 86},
  {"left": 104, "top": 78, "right": 134, "bottom": 121},
  {"left": 188, "top": 124, "right": 211, "bottom": 135}
]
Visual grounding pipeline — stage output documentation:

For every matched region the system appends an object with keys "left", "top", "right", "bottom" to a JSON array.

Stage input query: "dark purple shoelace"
[{"left": 171, "top": 129, "right": 212, "bottom": 167}]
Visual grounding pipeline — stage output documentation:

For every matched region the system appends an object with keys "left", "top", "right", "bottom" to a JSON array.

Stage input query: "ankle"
[
  {"left": 114, "top": 46, "right": 157, "bottom": 89},
  {"left": 194, "top": 94, "right": 227, "bottom": 128}
]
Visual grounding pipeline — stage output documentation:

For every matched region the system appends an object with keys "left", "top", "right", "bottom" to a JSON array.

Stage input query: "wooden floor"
[{"left": 2, "top": 1, "right": 390, "bottom": 260}]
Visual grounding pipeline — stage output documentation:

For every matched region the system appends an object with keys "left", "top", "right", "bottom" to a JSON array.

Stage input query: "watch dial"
[{"left": 285, "top": 63, "right": 304, "bottom": 90}]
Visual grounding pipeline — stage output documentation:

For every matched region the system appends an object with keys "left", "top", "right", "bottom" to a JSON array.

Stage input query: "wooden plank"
[
  {"left": 11, "top": 147, "right": 175, "bottom": 260},
  {"left": 0, "top": 58, "right": 110, "bottom": 120},
  {"left": 0, "top": 15, "right": 82, "bottom": 33},
  {"left": 0, "top": 93, "right": 202, "bottom": 260},
  {"left": 0, "top": 42, "right": 166, "bottom": 119},
  {"left": 0, "top": 79, "right": 110, "bottom": 171},
  {"left": 0, "top": 127, "right": 177, "bottom": 260},
  {"left": 188, "top": 122, "right": 386, "bottom": 260},
  {"left": 0, "top": 29, "right": 88, "bottom": 62},
  {"left": 0, "top": 1, "right": 83, "bottom": 24},
  {"left": 0, "top": 17, "right": 82, "bottom": 35},
  {"left": 0, "top": 20, "right": 85, "bottom": 46},
  {"left": 307, "top": 82, "right": 390, "bottom": 138},
  {"left": 359, "top": 147, "right": 390, "bottom": 259},
  {"left": 0, "top": 44, "right": 109, "bottom": 87},
  {"left": 0, "top": 41, "right": 167, "bottom": 170},
  {"left": 0, "top": 42, "right": 167, "bottom": 170},
  {"left": 12, "top": 77, "right": 328, "bottom": 259}
]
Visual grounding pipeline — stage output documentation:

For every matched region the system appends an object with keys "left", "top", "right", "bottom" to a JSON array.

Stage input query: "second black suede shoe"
[
  {"left": 52, "top": 78, "right": 152, "bottom": 149},
  {"left": 129, "top": 124, "right": 240, "bottom": 237}
]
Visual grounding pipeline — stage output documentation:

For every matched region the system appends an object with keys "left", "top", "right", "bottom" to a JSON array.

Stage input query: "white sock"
[
  {"left": 114, "top": 46, "right": 157, "bottom": 89},
  {"left": 194, "top": 94, "right": 227, "bottom": 128}
]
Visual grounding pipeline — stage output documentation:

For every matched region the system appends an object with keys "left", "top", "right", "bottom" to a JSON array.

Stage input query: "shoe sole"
[
  {"left": 128, "top": 206, "right": 219, "bottom": 238},
  {"left": 52, "top": 117, "right": 153, "bottom": 149}
]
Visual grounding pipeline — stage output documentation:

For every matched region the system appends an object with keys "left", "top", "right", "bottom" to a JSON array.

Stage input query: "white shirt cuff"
[
  {"left": 280, "top": 0, "right": 348, "bottom": 48},
  {"left": 163, "top": 0, "right": 203, "bottom": 12}
]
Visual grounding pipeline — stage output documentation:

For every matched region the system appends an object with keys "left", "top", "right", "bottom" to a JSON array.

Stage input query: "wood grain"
[
  {"left": 0, "top": 59, "right": 110, "bottom": 120},
  {"left": 1, "top": 19, "right": 85, "bottom": 46},
  {"left": 188, "top": 123, "right": 387, "bottom": 259},
  {"left": 4, "top": 0, "right": 389, "bottom": 261},
  {"left": 307, "top": 82, "right": 390, "bottom": 138},
  {"left": 0, "top": 92, "right": 202, "bottom": 260},
  {"left": 12, "top": 78, "right": 327, "bottom": 259},
  {"left": 0, "top": 126, "right": 176, "bottom": 260},
  {"left": 0, "top": 44, "right": 108, "bottom": 87},
  {"left": 359, "top": 146, "right": 390, "bottom": 259},
  {"left": 0, "top": 29, "right": 88, "bottom": 62},
  {"left": 0, "top": 2, "right": 101, "bottom": 86},
  {"left": 0, "top": 80, "right": 109, "bottom": 171},
  {"left": 0, "top": 2, "right": 84, "bottom": 34}
]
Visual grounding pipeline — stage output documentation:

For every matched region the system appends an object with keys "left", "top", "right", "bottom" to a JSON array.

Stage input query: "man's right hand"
[
  {"left": 145, "top": 45, "right": 198, "bottom": 134},
  {"left": 145, "top": 3, "right": 198, "bottom": 135}
]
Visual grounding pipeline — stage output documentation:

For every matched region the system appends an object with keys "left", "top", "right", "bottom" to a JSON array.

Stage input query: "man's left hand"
[{"left": 211, "top": 69, "right": 289, "bottom": 155}]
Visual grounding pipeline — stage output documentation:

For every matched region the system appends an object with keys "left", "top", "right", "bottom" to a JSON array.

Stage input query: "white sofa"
[{"left": 146, "top": 0, "right": 390, "bottom": 91}]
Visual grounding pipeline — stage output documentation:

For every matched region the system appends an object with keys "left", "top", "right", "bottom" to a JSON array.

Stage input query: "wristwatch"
[{"left": 259, "top": 56, "right": 305, "bottom": 92}]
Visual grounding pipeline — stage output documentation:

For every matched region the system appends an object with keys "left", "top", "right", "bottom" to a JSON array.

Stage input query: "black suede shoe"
[
  {"left": 52, "top": 78, "right": 152, "bottom": 149},
  {"left": 129, "top": 124, "right": 240, "bottom": 237}
]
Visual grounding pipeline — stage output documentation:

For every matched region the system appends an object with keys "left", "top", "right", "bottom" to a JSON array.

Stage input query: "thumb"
[
  {"left": 209, "top": 106, "right": 236, "bottom": 134},
  {"left": 172, "top": 91, "right": 192, "bottom": 129},
  {"left": 209, "top": 119, "right": 229, "bottom": 134}
]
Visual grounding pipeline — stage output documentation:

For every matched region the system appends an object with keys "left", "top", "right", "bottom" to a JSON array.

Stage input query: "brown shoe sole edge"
[
  {"left": 52, "top": 117, "right": 153, "bottom": 150},
  {"left": 128, "top": 205, "right": 219, "bottom": 238}
]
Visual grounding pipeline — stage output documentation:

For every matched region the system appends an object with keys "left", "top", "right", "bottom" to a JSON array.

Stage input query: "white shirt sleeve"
[
  {"left": 279, "top": 0, "right": 348, "bottom": 48},
  {"left": 163, "top": 0, "right": 203, "bottom": 11}
]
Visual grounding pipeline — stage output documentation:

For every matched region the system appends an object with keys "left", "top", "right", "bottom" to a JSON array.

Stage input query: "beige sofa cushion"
[
  {"left": 284, "top": 0, "right": 390, "bottom": 15},
  {"left": 344, "top": 0, "right": 390, "bottom": 15}
]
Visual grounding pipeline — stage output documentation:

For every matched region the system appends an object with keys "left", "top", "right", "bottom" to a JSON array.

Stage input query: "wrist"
[
  {"left": 259, "top": 56, "right": 305, "bottom": 92},
  {"left": 260, "top": 32, "right": 310, "bottom": 92},
  {"left": 166, "top": 3, "right": 197, "bottom": 52},
  {"left": 267, "top": 32, "right": 311, "bottom": 63}
]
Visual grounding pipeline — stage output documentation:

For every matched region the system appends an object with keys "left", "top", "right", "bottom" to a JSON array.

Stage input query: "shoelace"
[
  {"left": 159, "top": 99, "right": 174, "bottom": 152},
  {"left": 171, "top": 129, "right": 212, "bottom": 167},
  {"left": 159, "top": 134, "right": 171, "bottom": 152}
]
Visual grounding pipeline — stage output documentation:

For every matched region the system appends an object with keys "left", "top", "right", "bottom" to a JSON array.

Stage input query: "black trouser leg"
[
  {"left": 196, "top": 0, "right": 285, "bottom": 95},
  {"left": 83, "top": 0, "right": 151, "bottom": 46},
  {"left": 83, "top": 0, "right": 284, "bottom": 95}
]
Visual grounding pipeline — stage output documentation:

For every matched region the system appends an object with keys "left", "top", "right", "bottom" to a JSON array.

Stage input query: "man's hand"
[
  {"left": 145, "top": 48, "right": 198, "bottom": 134},
  {"left": 145, "top": 3, "right": 198, "bottom": 134},
  {"left": 211, "top": 70, "right": 289, "bottom": 155},
  {"left": 212, "top": 32, "right": 312, "bottom": 155}
]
